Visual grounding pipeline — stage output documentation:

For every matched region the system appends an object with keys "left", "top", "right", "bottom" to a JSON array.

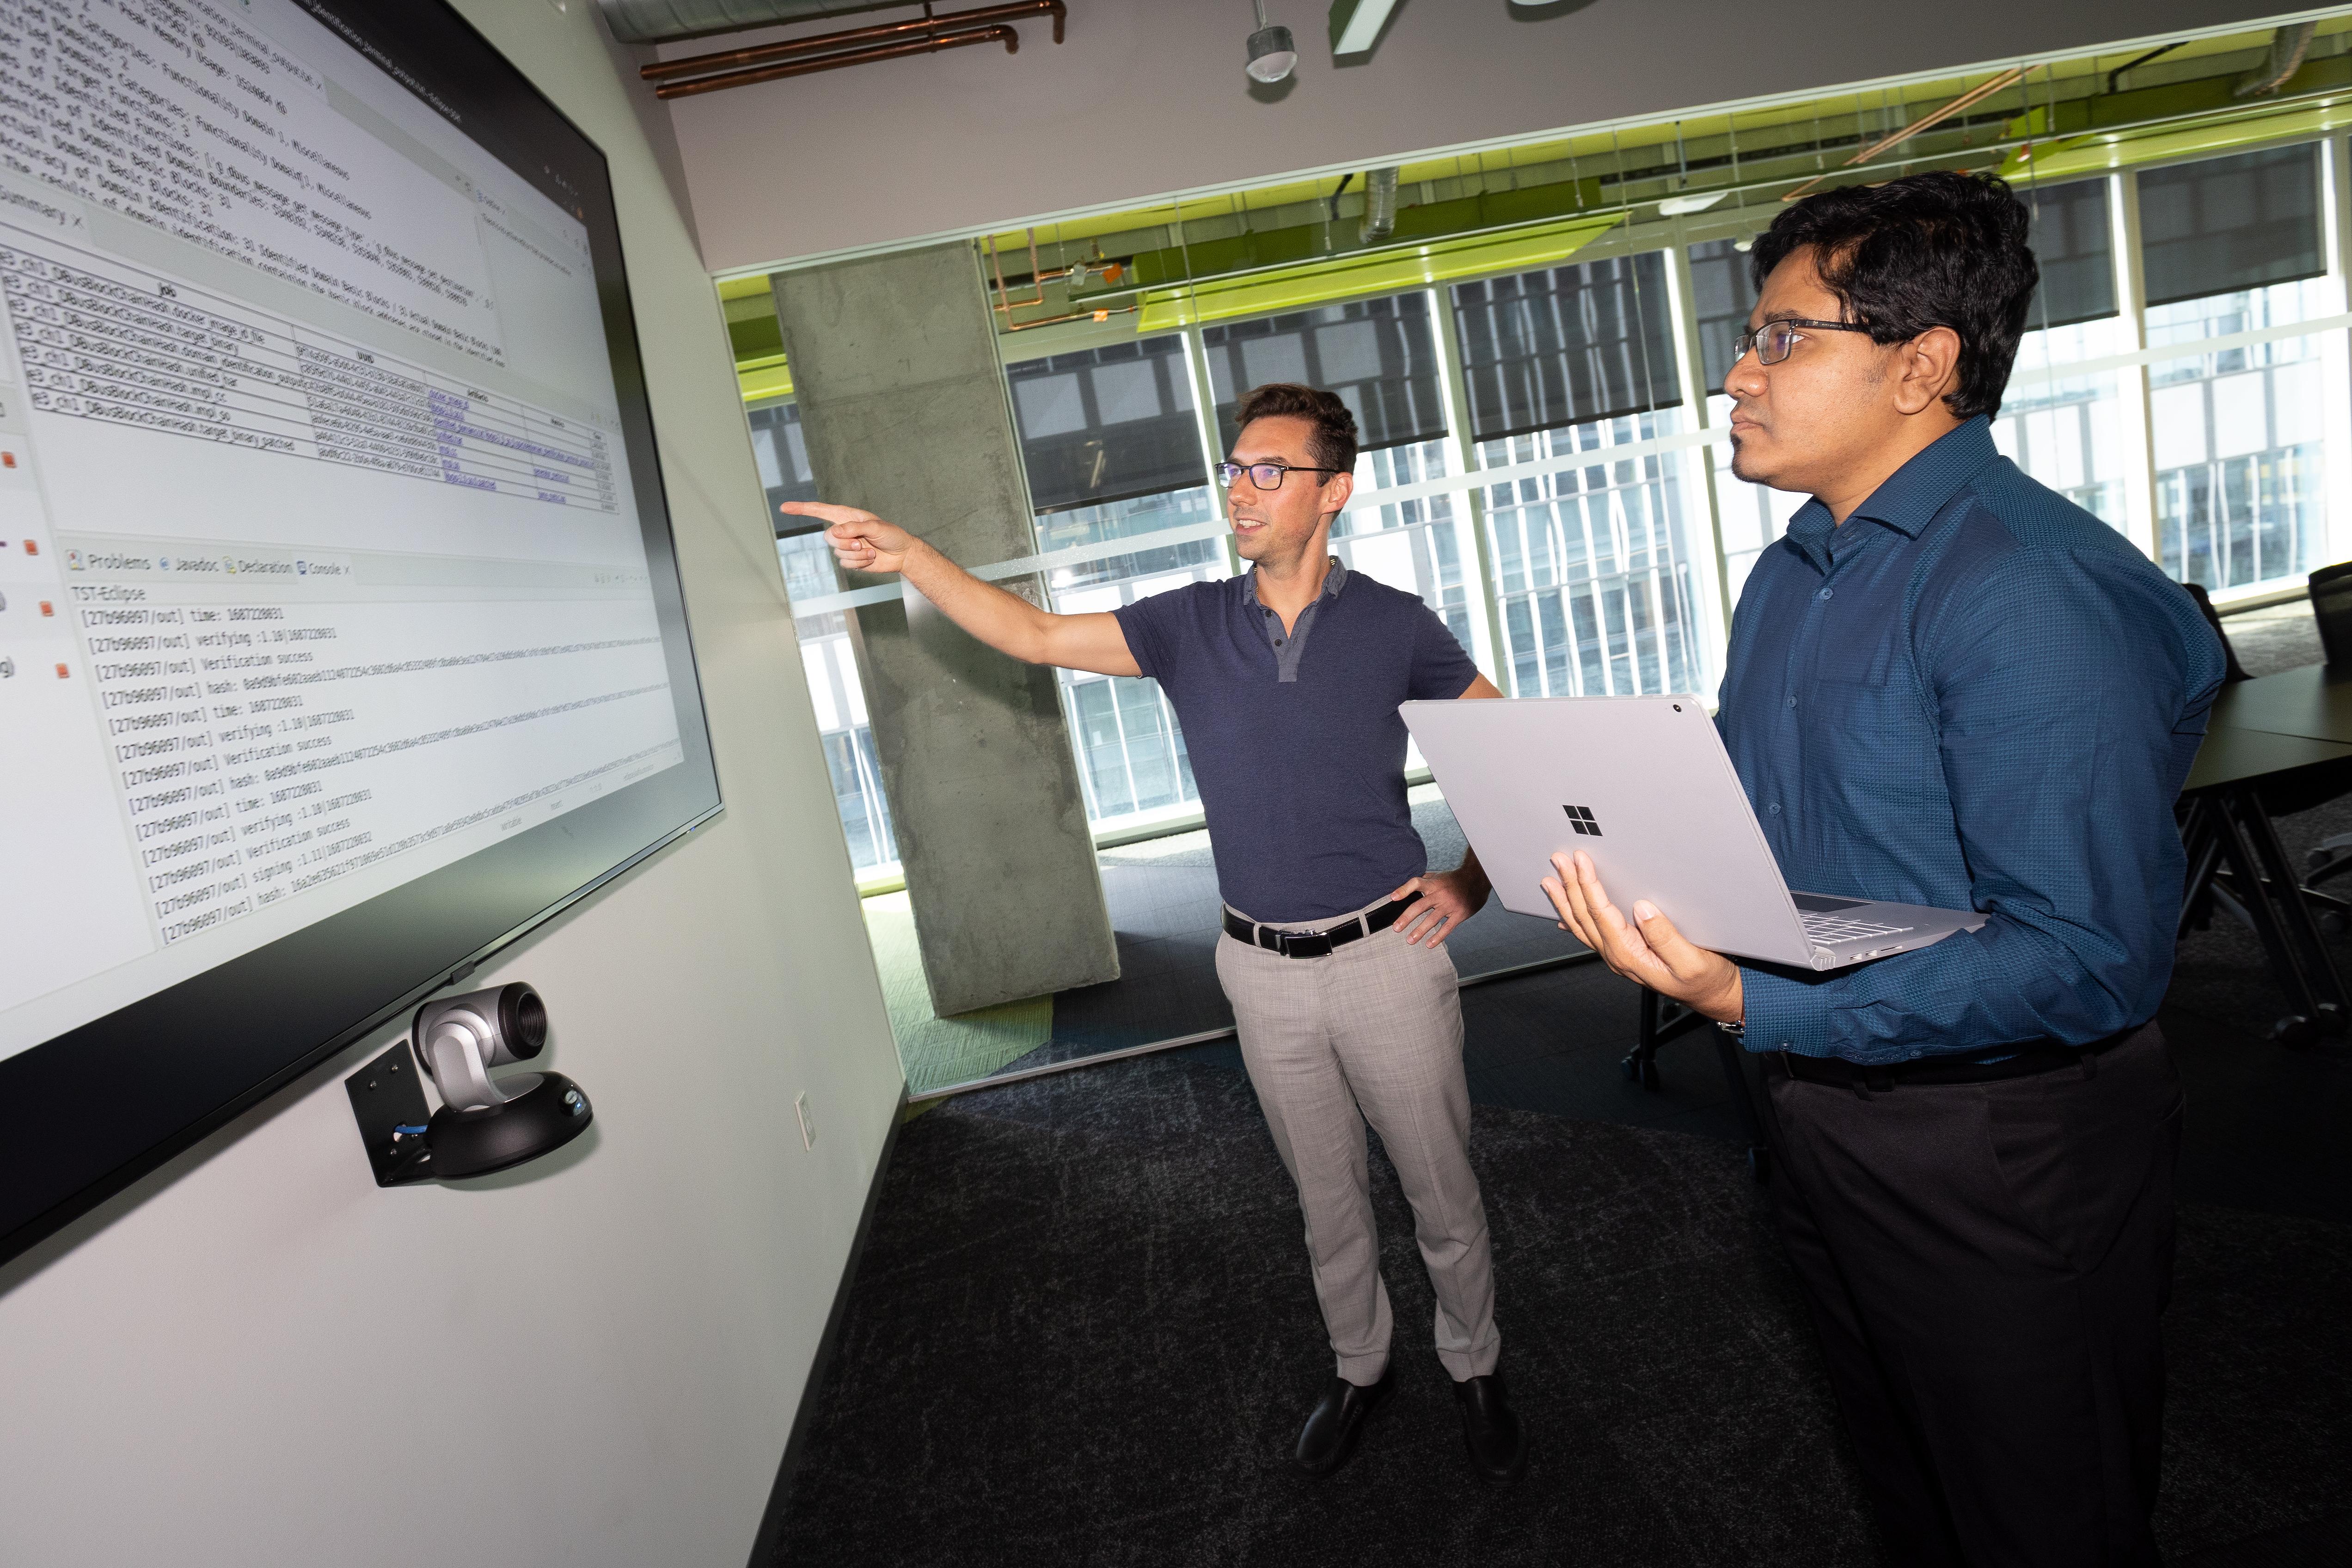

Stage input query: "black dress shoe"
[
  {"left": 1292, "top": 1364, "right": 1395, "bottom": 1477},
  {"left": 1453, "top": 1368, "right": 1527, "bottom": 1483}
]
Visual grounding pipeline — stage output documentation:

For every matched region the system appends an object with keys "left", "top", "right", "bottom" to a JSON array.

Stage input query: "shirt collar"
[
  {"left": 1780, "top": 416, "right": 1999, "bottom": 572},
  {"left": 1243, "top": 555, "right": 1348, "bottom": 606}
]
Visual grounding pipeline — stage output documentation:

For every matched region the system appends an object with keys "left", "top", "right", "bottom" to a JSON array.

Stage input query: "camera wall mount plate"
[{"left": 344, "top": 1039, "right": 593, "bottom": 1186}]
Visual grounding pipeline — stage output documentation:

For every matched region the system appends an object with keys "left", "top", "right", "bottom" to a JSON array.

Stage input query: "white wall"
[
  {"left": 0, "top": 4, "right": 905, "bottom": 1565},
  {"left": 662, "top": 0, "right": 2304, "bottom": 273}
]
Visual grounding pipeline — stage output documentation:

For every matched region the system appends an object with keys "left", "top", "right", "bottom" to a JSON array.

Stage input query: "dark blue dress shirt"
[
  {"left": 1115, "top": 561, "right": 1478, "bottom": 924},
  {"left": 1719, "top": 416, "right": 2226, "bottom": 1063}
]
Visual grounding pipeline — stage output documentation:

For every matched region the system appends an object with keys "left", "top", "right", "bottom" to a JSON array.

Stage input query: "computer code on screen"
[{"left": 0, "top": 0, "right": 685, "bottom": 1059}]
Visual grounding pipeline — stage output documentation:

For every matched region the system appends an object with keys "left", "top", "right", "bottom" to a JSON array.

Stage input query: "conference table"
[{"left": 2180, "top": 662, "right": 2352, "bottom": 1044}]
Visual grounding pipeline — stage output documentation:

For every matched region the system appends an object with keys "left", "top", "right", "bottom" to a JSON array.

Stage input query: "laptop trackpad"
[{"left": 1791, "top": 893, "right": 1868, "bottom": 913}]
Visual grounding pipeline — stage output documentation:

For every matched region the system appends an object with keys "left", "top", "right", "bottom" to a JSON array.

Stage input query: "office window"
[
  {"left": 1452, "top": 252, "right": 1682, "bottom": 441},
  {"left": 2149, "top": 340, "right": 2329, "bottom": 591},
  {"left": 1007, "top": 335, "right": 1220, "bottom": 829},
  {"left": 2021, "top": 177, "right": 2118, "bottom": 330},
  {"left": 1458, "top": 255, "right": 1704, "bottom": 696},
  {"left": 1995, "top": 344, "right": 2133, "bottom": 533},
  {"left": 1687, "top": 239, "right": 1760, "bottom": 394},
  {"left": 1200, "top": 292, "right": 1449, "bottom": 455},
  {"left": 1689, "top": 238, "right": 1799, "bottom": 606},
  {"left": 2139, "top": 143, "right": 2324, "bottom": 308},
  {"left": 1007, "top": 337, "right": 1205, "bottom": 513},
  {"left": 2139, "top": 145, "right": 2335, "bottom": 594}
]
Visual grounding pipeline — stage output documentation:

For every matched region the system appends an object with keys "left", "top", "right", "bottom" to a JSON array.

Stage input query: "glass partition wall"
[
  {"left": 771, "top": 124, "right": 2352, "bottom": 867},
  {"left": 754, "top": 398, "right": 900, "bottom": 878}
]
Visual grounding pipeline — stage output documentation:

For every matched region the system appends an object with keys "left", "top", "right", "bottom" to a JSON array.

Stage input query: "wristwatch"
[{"left": 1719, "top": 1017, "right": 1746, "bottom": 1037}]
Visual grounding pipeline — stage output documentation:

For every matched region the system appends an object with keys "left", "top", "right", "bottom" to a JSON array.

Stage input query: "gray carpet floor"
[{"left": 770, "top": 1052, "right": 2351, "bottom": 1567}]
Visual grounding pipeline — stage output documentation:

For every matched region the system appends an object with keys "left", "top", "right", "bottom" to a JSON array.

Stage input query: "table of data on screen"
[{"left": 0, "top": 226, "right": 616, "bottom": 510}]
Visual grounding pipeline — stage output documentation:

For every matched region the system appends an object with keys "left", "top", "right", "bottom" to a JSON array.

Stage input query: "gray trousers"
[{"left": 1216, "top": 898, "right": 1501, "bottom": 1383}]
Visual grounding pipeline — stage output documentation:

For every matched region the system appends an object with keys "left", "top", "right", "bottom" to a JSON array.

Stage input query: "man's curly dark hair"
[{"left": 1749, "top": 171, "right": 2041, "bottom": 420}]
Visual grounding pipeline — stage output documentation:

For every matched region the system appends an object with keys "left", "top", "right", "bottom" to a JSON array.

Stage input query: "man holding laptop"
[
  {"left": 784, "top": 383, "right": 1527, "bottom": 1484},
  {"left": 1542, "top": 173, "right": 2223, "bottom": 1564}
]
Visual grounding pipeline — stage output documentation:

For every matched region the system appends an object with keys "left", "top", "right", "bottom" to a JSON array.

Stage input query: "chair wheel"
[
  {"left": 1638, "top": 1057, "right": 1660, "bottom": 1091},
  {"left": 2274, "top": 1015, "right": 2321, "bottom": 1048},
  {"left": 1620, "top": 1054, "right": 1639, "bottom": 1082},
  {"left": 1747, "top": 1146, "right": 1771, "bottom": 1184}
]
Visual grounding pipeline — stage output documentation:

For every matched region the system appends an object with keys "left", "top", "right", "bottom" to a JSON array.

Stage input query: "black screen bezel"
[{"left": 0, "top": 0, "right": 723, "bottom": 1265}]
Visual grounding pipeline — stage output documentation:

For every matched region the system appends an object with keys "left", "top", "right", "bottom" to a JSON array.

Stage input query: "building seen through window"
[{"left": 1454, "top": 254, "right": 1707, "bottom": 697}]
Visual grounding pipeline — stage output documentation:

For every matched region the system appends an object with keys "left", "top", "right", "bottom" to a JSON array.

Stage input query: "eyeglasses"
[
  {"left": 1733, "top": 318, "right": 1875, "bottom": 367},
  {"left": 1215, "top": 460, "right": 1344, "bottom": 490}
]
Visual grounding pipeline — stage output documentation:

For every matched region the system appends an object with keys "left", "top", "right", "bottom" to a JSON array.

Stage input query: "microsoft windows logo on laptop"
[{"left": 1562, "top": 805, "right": 1603, "bottom": 837}]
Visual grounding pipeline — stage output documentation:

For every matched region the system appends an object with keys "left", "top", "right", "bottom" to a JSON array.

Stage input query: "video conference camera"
[{"left": 349, "top": 982, "right": 593, "bottom": 1183}]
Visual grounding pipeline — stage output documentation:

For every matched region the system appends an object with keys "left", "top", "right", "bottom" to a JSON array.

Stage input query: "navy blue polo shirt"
[{"left": 1114, "top": 561, "right": 1478, "bottom": 924}]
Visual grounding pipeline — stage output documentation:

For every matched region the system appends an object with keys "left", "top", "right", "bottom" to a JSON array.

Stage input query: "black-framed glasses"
[
  {"left": 1215, "top": 460, "right": 1344, "bottom": 490},
  {"left": 1733, "top": 318, "right": 1875, "bottom": 367}
]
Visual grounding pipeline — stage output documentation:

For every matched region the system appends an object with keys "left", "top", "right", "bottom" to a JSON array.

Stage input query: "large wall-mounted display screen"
[{"left": 0, "top": 0, "right": 720, "bottom": 1261}]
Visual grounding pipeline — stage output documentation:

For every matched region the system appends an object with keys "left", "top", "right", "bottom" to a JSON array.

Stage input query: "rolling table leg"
[
  {"left": 1711, "top": 1027, "right": 1772, "bottom": 1184},
  {"left": 2179, "top": 798, "right": 2226, "bottom": 940},
  {"left": 2230, "top": 785, "right": 2348, "bottom": 1035},
  {"left": 2207, "top": 785, "right": 2344, "bottom": 1044},
  {"left": 1623, "top": 987, "right": 1709, "bottom": 1091}
]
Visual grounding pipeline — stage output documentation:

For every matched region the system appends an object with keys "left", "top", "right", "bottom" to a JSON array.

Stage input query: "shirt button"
[
  {"left": 1818, "top": 587, "right": 1834, "bottom": 600},
  {"left": 1786, "top": 695, "right": 1798, "bottom": 709},
  {"left": 1768, "top": 802, "right": 1782, "bottom": 815},
  {"left": 1274, "top": 637, "right": 1285, "bottom": 646}
]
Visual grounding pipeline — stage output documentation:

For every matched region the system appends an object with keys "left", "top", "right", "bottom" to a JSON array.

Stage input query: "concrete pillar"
[{"left": 774, "top": 244, "right": 1118, "bottom": 1015}]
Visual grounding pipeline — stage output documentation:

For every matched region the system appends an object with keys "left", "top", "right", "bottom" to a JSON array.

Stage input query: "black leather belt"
[
  {"left": 1223, "top": 897, "right": 1411, "bottom": 959},
  {"left": 1770, "top": 1025, "right": 2142, "bottom": 1093}
]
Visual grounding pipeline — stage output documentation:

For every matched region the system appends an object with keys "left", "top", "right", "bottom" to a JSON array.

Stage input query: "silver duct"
[
  {"left": 2234, "top": 21, "right": 2317, "bottom": 98},
  {"left": 1358, "top": 167, "right": 1399, "bottom": 245},
  {"left": 595, "top": 0, "right": 902, "bottom": 45}
]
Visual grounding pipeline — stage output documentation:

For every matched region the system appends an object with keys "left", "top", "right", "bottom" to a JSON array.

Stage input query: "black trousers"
[{"left": 1759, "top": 1023, "right": 2184, "bottom": 1568}]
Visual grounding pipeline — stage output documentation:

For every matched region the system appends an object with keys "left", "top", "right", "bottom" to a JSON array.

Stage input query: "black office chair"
[
  {"left": 2310, "top": 561, "right": 2352, "bottom": 666},
  {"left": 2182, "top": 580, "right": 2252, "bottom": 684},
  {"left": 2299, "top": 562, "right": 2352, "bottom": 901}
]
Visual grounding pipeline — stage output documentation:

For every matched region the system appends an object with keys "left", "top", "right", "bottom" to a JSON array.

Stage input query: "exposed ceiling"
[{"left": 723, "top": 13, "right": 2352, "bottom": 395}]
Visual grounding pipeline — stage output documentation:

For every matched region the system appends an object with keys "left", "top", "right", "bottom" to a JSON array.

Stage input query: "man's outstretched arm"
[{"left": 783, "top": 501, "right": 1140, "bottom": 677}]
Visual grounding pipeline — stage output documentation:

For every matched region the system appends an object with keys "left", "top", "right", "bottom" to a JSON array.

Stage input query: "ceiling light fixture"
[
  {"left": 1327, "top": 0, "right": 1399, "bottom": 57},
  {"left": 1246, "top": 1, "right": 1297, "bottom": 83},
  {"left": 1657, "top": 192, "right": 1727, "bottom": 216}
]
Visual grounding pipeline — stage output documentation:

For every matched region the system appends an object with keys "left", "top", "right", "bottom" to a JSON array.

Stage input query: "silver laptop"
[{"left": 1402, "top": 695, "right": 1985, "bottom": 972}]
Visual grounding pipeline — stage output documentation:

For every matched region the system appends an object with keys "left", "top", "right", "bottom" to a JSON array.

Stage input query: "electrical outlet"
[{"left": 794, "top": 1091, "right": 815, "bottom": 1151}]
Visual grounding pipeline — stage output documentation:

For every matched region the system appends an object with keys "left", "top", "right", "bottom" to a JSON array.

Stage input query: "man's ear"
[
  {"left": 1894, "top": 325, "right": 1964, "bottom": 416},
  {"left": 1319, "top": 469, "right": 1355, "bottom": 514}
]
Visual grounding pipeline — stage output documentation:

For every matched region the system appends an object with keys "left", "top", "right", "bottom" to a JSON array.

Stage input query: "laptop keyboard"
[{"left": 1802, "top": 912, "right": 1914, "bottom": 944}]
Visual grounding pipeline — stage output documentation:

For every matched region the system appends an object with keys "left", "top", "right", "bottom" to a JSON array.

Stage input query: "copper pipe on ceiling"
[
  {"left": 643, "top": 0, "right": 1063, "bottom": 84},
  {"left": 1781, "top": 66, "right": 2027, "bottom": 201},
  {"left": 1003, "top": 305, "right": 1139, "bottom": 331},
  {"left": 987, "top": 229, "right": 1046, "bottom": 312},
  {"left": 655, "top": 22, "right": 1019, "bottom": 97}
]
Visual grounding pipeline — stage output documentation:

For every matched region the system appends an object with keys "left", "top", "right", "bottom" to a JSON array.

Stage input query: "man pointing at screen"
[{"left": 783, "top": 382, "right": 1527, "bottom": 1484}]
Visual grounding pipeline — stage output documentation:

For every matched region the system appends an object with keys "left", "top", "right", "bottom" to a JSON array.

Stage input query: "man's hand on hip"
[
  {"left": 1542, "top": 849, "right": 1744, "bottom": 1024},
  {"left": 1392, "top": 864, "right": 1489, "bottom": 947},
  {"left": 779, "top": 501, "right": 917, "bottom": 575}
]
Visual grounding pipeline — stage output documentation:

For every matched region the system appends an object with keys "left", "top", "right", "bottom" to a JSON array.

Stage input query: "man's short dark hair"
[
  {"left": 1749, "top": 171, "right": 2039, "bottom": 421},
  {"left": 1235, "top": 382, "right": 1359, "bottom": 478}
]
